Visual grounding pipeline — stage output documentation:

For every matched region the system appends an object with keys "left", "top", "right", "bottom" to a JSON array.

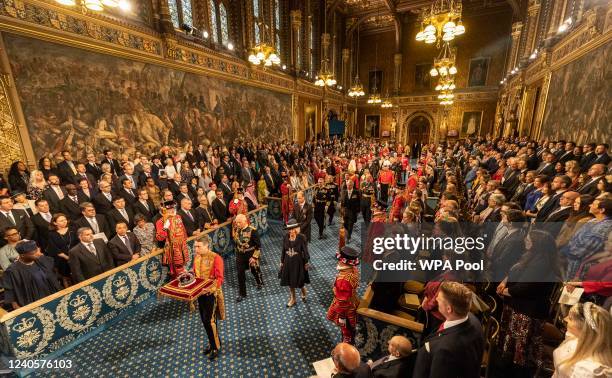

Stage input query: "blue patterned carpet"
[{"left": 33, "top": 217, "right": 364, "bottom": 378}]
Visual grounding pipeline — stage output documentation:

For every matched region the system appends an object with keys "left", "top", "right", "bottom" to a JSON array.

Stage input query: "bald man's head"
[
  {"left": 332, "top": 343, "right": 361, "bottom": 373},
  {"left": 388, "top": 336, "right": 413, "bottom": 358},
  {"left": 234, "top": 213, "right": 248, "bottom": 228}
]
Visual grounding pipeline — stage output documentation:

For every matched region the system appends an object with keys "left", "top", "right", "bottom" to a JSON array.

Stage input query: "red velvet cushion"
[{"left": 158, "top": 277, "right": 213, "bottom": 301}]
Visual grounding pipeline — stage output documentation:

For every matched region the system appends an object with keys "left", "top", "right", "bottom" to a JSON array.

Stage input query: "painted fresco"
[
  {"left": 541, "top": 42, "right": 611, "bottom": 144},
  {"left": 4, "top": 34, "right": 292, "bottom": 159}
]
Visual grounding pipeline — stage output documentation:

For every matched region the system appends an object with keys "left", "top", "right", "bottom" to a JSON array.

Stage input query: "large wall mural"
[
  {"left": 540, "top": 42, "right": 611, "bottom": 144},
  {"left": 3, "top": 34, "right": 292, "bottom": 159}
]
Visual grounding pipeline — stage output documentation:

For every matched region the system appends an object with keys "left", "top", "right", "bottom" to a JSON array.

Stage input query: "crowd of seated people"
[{"left": 0, "top": 137, "right": 611, "bottom": 377}]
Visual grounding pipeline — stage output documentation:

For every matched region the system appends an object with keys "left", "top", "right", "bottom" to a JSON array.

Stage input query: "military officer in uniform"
[
  {"left": 360, "top": 170, "right": 376, "bottom": 224},
  {"left": 232, "top": 214, "right": 263, "bottom": 302},
  {"left": 324, "top": 175, "right": 338, "bottom": 226},
  {"left": 313, "top": 177, "right": 328, "bottom": 239}
]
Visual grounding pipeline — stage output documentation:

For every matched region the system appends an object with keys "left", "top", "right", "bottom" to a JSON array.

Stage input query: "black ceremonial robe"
[{"left": 2, "top": 256, "right": 62, "bottom": 307}]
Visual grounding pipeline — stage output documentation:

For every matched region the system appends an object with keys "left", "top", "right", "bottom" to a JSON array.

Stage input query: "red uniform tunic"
[
  {"left": 389, "top": 193, "right": 408, "bottom": 222},
  {"left": 228, "top": 198, "right": 249, "bottom": 217},
  {"left": 280, "top": 181, "right": 293, "bottom": 223},
  {"left": 378, "top": 169, "right": 395, "bottom": 186},
  {"left": 326, "top": 266, "right": 360, "bottom": 344},
  {"left": 156, "top": 214, "right": 188, "bottom": 277}
]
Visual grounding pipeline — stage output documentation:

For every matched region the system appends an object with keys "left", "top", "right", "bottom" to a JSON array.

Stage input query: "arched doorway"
[{"left": 405, "top": 114, "right": 431, "bottom": 158}]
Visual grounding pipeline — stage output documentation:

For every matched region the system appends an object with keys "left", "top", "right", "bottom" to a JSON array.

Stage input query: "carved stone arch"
[{"left": 400, "top": 111, "right": 434, "bottom": 148}]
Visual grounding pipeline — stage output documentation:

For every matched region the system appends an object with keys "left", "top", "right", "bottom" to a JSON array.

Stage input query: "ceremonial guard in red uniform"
[
  {"left": 228, "top": 187, "right": 249, "bottom": 217},
  {"left": 155, "top": 200, "right": 188, "bottom": 277},
  {"left": 389, "top": 183, "right": 408, "bottom": 222},
  {"left": 377, "top": 163, "right": 395, "bottom": 204},
  {"left": 193, "top": 237, "right": 225, "bottom": 360},
  {"left": 280, "top": 172, "right": 293, "bottom": 223},
  {"left": 327, "top": 246, "right": 361, "bottom": 344}
]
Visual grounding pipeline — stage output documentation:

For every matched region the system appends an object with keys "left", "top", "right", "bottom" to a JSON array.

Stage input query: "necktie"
[
  {"left": 87, "top": 243, "right": 97, "bottom": 256},
  {"left": 55, "top": 186, "right": 64, "bottom": 200},
  {"left": 120, "top": 209, "right": 129, "bottom": 222},
  {"left": 105, "top": 192, "right": 111, "bottom": 201},
  {"left": 187, "top": 210, "right": 194, "bottom": 221},
  {"left": 122, "top": 235, "right": 133, "bottom": 253},
  {"left": 89, "top": 217, "right": 99, "bottom": 234},
  {"left": 71, "top": 196, "right": 78, "bottom": 203},
  {"left": 437, "top": 323, "right": 445, "bottom": 332},
  {"left": 4, "top": 212, "right": 16, "bottom": 226},
  {"left": 142, "top": 201, "right": 149, "bottom": 211},
  {"left": 43, "top": 212, "right": 52, "bottom": 222}
]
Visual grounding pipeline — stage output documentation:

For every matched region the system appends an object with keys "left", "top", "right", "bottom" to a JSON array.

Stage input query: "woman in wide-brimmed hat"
[{"left": 279, "top": 218, "right": 310, "bottom": 307}]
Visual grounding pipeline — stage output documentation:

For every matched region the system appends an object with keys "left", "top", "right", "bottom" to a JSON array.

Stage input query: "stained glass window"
[
  {"left": 209, "top": 0, "right": 218, "bottom": 43},
  {"left": 220, "top": 3, "right": 229, "bottom": 45},
  {"left": 168, "top": 0, "right": 180, "bottom": 28},
  {"left": 182, "top": 0, "right": 192, "bottom": 27},
  {"left": 274, "top": 0, "right": 280, "bottom": 29}
]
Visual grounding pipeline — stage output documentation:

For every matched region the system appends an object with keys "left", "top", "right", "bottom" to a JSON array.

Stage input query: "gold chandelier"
[
  {"left": 348, "top": 75, "right": 365, "bottom": 97},
  {"left": 248, "top": 23, "right": 281, "bottom": 67},
  {"left": 367, "top": 92, "right": 381, "bottom": 104},
  {"left": 315, "top": 59, "right": 337, "bottom": 87},
  {"left": 415, "top": 0, "right": 465, "bottom": 46},
  {"left": 438, "top": 90, "right": 455, "bottom": 106},
  {"left": 381, "top": 91, "right": 393, "bottom": 108},
  {"left": 435, "top": 76, "right": 456, "bottom": 91},
  {"left": 429, "top": 42, "right": 457, "bottom": 77}
]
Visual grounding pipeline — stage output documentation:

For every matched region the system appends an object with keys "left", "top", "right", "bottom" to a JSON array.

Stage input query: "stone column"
[
  {"left": 290, "top": 10, "right": 302, "bottom": 71},
  {"left": 393, "top": 53, "right": 402, "bottom": 95}
]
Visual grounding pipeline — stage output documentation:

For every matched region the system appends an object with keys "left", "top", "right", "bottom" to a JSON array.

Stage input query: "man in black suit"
[
  {"left": 106, "top": 197, "right": 134, "bottom": 232},
  {"left": 535, "top": 175, "right": 571, "bottom": 222},
  {"left": 526, "top": 147, "right": 540, "bottom": 171},
  {"left": 0, "top": 196, "right": 34, "bottom": 249},
  {"left": 93, "top": 181, "right": 115, "bottom": 215},
  {"left": 69, "top": 227, "right": 115, "bottom": 282},
  {"left": 540, "top": 191, "right": 578, "bottom": 237},
  {"left": 177, "top": 197, "right": 200, "bottom": 237},
  {"left": 218, "top": 175, "right": 233, "bottom": 203},
  {"left": 59, "top": 184, "right": 83, "bottom": 222},
  {"left": 211, "top": 188, "right": 229, "bottom": 223},
  {"left": 368, "top": 336, "right": 415, "bottom": 378},
  {"left": 101, "top": 149, "right": 123, "bottom": 176},
  {"left": 587, "top": 143, "right": 611, "bottom": 168},
  {"left": 340, "top": 179, "right": 360, "bottom": 241},
  {"left": 580, "top": 143, "right": 597, "bottom": 171},
  {"left": 194, "top": 144, "right": 207, "bottom": 164},
  {"left": 56, "top": 150, "right": 78, "bottom": 185},
  {"left": 108, "top": 221, "right": 141, "bottom": 266},
  {"left": 293, "top": 191, "right": 313, "bottom": 242},
  {"left": 557, "top": 141, "right": 575, "bottom": 164},
  {"left": 118, "top": 163, "right": 139, "bottom": 191},
  {"left": 240, "top": 160, "right": 254, "bottom": 184},
  {"left": 167, "top": 173, "right": 183, "bottom": 197},
  {"left": 220, "top": 154, "right": 234, "bottom": 181},
  {"left": 133, "top": 188, "right": 156, "bottom": 222},
  {"left": 117, "top": 178, "right": 138, "bottom": 209},
  {"left": 501, "top": 157, "right": 520, "bottom": 195},
  {"left": 176, "top": 182, "right": 195, "bottom": 205},
  {"left": 74, "top": 162, "right": 96, "bottom": 191},
  {"left": 413, "top": 281, "right": 484, "bottom": 377},
  {"left": 42, "top": 174, "right": 66, "bottom": 214},
  {"left": 31, "top": 199, "right": 53, "bottom": 251},
  {"left": 578, "top": 164, "right": 605, "bottom": 196},
  {"left": 263, "top": 166, "right": 278, "bottom": 195},
  {"left": 75, "top": 202, "right": 112, "bottom": 240},
  {"left": 85, "top": 152, "right": 103, "bottom": 180},
  {"left": 536, "top": 152, "right": 556, "bottom": 178}
]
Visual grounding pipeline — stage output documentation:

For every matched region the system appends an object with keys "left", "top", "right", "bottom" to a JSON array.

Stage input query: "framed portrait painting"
[
  {"left": 365, "top": 114, "right": 380, "bottom": 138},
  {"left": 461, "top": 111, "right": 483, "bottom": 137},
  {"left": 468, "top": 57, "right": 490, "bottom": 87},
  {"left": 415, "top": 63, "right": 432, "bottom": 90}
]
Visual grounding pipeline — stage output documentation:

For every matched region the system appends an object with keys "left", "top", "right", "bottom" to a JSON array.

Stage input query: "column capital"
[
  {"left": 393, "top": 53, "right": 402, "bottom": 64},
  {"left": 290, "top": 10, "right": 302, "bottom": 30},
  {"left": 342, "top": 48, "right": 350, "bottom": 61}
]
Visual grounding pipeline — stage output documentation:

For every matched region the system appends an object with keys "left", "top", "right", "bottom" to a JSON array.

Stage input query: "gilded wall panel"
[{"left": 0, "top": 76, "right": 25, "bottom": 172}]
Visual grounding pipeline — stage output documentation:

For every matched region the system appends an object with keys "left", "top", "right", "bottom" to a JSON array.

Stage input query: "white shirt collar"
[{"left": 443, "top": 315, "right": 469, "bottom": 330}]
